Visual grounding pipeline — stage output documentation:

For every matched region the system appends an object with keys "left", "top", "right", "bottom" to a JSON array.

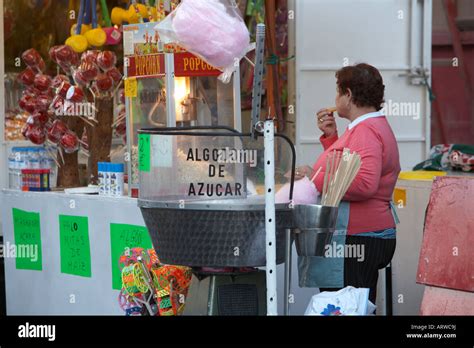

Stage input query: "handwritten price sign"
[
  {"left": 12, "top": 208, "right": 42, "bottom": 271},
  {"left": 138, "top": 133, "right": 151, "bottom": 172},
  {"left": 59, "top": 215, "right": 91, "bottom": 277}
]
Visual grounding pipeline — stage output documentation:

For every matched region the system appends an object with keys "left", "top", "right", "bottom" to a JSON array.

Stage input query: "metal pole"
[
  {"left": 264, "top": 120, "right": 277, "bottom": 315},
  {"left": 232, "top": 68, "right": 242, "bottom": 132},
  {"left": 165, "top": 53, "right": 176, "bottom": 127},
  {"left": 251, "top": 24, "right": 266, "bottom": 137},
  {"left": 284, "top": 228, "right": 292, "bottom": 315}
]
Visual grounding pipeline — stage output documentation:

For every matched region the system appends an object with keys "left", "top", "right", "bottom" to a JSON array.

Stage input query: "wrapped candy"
[
  {"left": 96, "top": 51, "right": 117, "bottom": 71},
  {"left": 57, "top": 81, "right": 72, "bottom": 98},
  {"left": 47, "top": 119, "right": 68, "bottom": 143},
  {"left": 21, "top": 48, "right": 44, "bottom": 69},
  {"left": 79, "top": 62, "right": 100, "bottom": 81},
  {"left": 23, "top": 97, "right": 38, "bottom": 114},
  {"left": 50, "top": 95, "right": 65, "bottom": 115},
  {"left": 25, "top": 125, "right": 46, "bottom": 145},
  {"left": 54, "top": 45, "right": 76, "bottom": 67},
  {"left": 95, "top": 73, "right": 114, "bottom": 93},
  {"left": 19, "top": 95, "right": 32, "bottom": 111},
  {"left": 66, "top": 86, "right": 85, "bottom": 102},
  {"left": 70, "top": 50, "right": 80, "bottom": 67},
  {"left": 30, "top": 111, "right": 49, "bottom": 126},
  {"left": 155, "top": 0, "right": 251, "bottom": 83},
  {"left": 51, "top": 75, "right": 70, "bottom": 89},
  {"left": 72, "top": 69, "right": 89, "bottom": 86},
  {"left": 60, "top": 131, "right": 80, "bottom": 153},
  {"left": 36, "top": 94, "right": 52, "bottom": 112},
  {"left": 106, "top": 67, "right": 122, "bottom": 84},
  {"left": 81, "top": 50, "right": 100, "bottom": 65},
  {"left": 17, "top": 68, "right": 36, "bottom": 86},
  {"left": 49, "top": 45, "right": 61, "bottom": 63},
  {"left": 33, "top": 74, "right": 52, "bottom": 92}
]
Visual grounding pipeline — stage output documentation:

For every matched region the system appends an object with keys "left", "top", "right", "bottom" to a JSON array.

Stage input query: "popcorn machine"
[{"left": 123, "top": 22, "right": 242, "bottom": 197}]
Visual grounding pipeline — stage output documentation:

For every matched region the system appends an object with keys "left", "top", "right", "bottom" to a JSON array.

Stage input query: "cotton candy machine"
[{"left": 137, "top": 127, "right": 297, "bottom": 267}]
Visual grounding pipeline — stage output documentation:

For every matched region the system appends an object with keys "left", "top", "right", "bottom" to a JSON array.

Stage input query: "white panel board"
[
  {"left": 296, "top": 0, "right": 432, "bottom": 171},
  {"left": 1, "top": 190, "right": 148, "bottom": 315}
]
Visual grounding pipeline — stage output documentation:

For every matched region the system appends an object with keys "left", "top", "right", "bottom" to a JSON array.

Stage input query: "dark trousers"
[{"left": 320, "top": 235, "right": 396, "bottom": 304}]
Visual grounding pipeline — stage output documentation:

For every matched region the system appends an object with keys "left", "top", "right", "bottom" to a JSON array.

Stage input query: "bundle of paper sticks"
[{"left": 313, "top": 148, "right": 362, "bottom": 207}]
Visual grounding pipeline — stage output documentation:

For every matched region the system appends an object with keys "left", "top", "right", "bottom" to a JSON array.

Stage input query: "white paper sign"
[
  {"left": 123, "top": 31, "right": 134, "bottom": 56},
  {"left": 151, "top": 135, "right": 172, "bottom": 168}
]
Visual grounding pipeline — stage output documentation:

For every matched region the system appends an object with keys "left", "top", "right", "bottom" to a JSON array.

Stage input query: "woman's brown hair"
[{"left": 335, "top": 63, "right": 385, "bottom": 111}]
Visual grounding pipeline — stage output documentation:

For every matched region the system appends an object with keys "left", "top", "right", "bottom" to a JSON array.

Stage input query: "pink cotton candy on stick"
[
  {"left": 171, "top": 0, "right": 250, "bottom": 69},
  {"left": 275, "top": 177, "right": 320, "bottom": 204}
]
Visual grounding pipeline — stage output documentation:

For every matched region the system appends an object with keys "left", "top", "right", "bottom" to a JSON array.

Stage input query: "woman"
[{"left": 296, "top": 63, "right": 401, "bottom": 304}]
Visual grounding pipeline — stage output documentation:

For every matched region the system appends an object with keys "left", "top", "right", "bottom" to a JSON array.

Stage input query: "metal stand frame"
[
  {"left": 252, "top": 23, "right": 292, "bottom": 316},
  {"left": 264, "top": 120, "right": 278, "bottom": 315}
]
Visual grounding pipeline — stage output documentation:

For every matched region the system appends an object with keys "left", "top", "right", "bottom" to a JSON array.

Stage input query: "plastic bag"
[
  {"left": 304, "top": 286, "right": 376, "bottom": 316},
  {"left": 155, "top": 0, "right": 252, "bottom": 83}
]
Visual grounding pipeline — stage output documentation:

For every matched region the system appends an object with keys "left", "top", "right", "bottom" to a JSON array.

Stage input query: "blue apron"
[{"left": 297, "top": 201, "right": 399, "bottom": 288}]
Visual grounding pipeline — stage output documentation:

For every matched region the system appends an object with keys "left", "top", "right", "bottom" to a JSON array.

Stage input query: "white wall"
[{"left": 295, "top": 0, "right": 432, "bottom": 170}]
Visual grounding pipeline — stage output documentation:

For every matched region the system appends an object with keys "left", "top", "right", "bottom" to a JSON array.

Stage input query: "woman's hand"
[
  {"left": 294, "top": 165, "right": 314, "bottom": 180},
  {"left": 317, "top": 108, "right": 337, "bottom": 137}
]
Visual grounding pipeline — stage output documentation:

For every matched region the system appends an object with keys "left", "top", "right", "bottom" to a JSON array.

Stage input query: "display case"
[{"left": 123, "top": 22, "right": 242, "bottom": 197}]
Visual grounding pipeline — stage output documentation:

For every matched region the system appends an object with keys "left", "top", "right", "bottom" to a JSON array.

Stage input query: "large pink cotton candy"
[
  {"left": 172, "top": 0, "right": 250, "bottom": 69},
  {"left": 275, "top": 177, "right": 320, "bottom": 204}
]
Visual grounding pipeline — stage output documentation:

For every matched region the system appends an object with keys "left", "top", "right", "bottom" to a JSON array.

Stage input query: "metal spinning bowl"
[
  {"left": 139, "top": 196, "right": 294, "bottom": 268},
  {"left": 139, "top": 197, "right": 339, "bottom": 267}
]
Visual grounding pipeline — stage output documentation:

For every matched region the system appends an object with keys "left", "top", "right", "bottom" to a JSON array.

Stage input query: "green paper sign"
[
  {"left": 110, "top": 223, "right": 153, "bottom": 290},
  {"left": 138, "top": 133, "right": 151, "bottom": 172},
  {"left": 12, "top": 208, "right": 42, "bottom": 271},
  {"left": 59, "top": 215, "right": 91, "bottom": 277}
]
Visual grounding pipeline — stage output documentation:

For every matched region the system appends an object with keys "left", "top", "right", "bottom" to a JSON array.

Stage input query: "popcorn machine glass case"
[{"left": 124, "top": 23, "right": 241, "bottom": 196}]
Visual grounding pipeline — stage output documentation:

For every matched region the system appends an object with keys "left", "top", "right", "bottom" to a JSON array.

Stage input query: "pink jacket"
[{"left": 312, "top": 116, "right": 401, "bottom": 235}]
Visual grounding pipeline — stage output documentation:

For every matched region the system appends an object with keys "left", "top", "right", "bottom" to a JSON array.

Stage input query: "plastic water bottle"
[
  {"left": 115, "top": 163, "right": 125, "bottom": 197},
  {"left": 98, "top": 162, "right": 106, "bottom": 195},
  {"left": 28, "top": 148, "right": 40, "bottom": 169},
  {"left": 8, "top": 148, "right": 18, "bottom": 189},
  {"left": 10, "top": 148, "right": 28, "bottom": 190},
  {"left": 105, "top": 163, "right": 112, "bottom": 196},
  {"left": 110, "top": 163, "right": 124, "bottom": 196}
]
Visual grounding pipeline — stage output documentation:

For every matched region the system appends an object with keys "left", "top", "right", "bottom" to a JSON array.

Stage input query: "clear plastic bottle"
[
  {"left": 110, "top": 164, "right": 117, "bottom": 196},
  {"left": 8, "top": 148, "right": 18, "bottom": 189},
  {"left": 28, "top": 148, "right": 40, "bottom": 169},
  {"left": 104, "top": 163, "right": 112, "bottom": 196},
  {"left": 114, "top": 163, "right": 125, "bottom": 196},
  {"left": 98, "top": 162, "right": 106, "bottom": 195},
  {"left": 39, "top": 148, "right": 47, "bottom": 169},
  {"left": 17, "top": 148, "right": 29, "bottom": 189},
  {"left": 48, "top": 156, "right": 57, "bottom": 189}
]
